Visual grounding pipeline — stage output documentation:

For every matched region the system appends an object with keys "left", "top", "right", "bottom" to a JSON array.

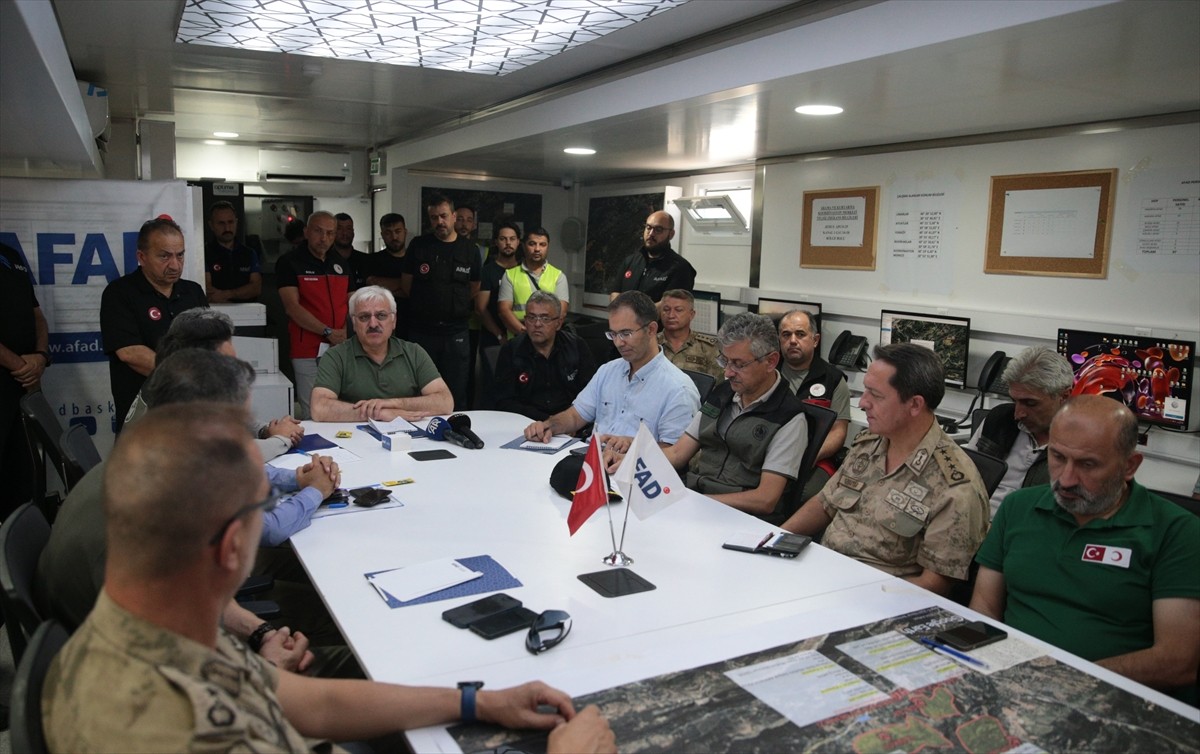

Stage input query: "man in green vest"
[
  {"left": 657, "top": 312, "right": 808, "bottom": 523},
  {"left": 498, "top": 227, "right": 569, "bottom": 338}
]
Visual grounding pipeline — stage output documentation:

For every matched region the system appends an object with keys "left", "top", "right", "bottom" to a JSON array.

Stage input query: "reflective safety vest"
[{"left": 506, "top": 264, "right": 563, "bottom": 321}]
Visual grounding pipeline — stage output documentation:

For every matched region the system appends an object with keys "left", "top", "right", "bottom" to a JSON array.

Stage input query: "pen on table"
[{"left": 918, "top": 637, "right": 990, "bottom": 669}]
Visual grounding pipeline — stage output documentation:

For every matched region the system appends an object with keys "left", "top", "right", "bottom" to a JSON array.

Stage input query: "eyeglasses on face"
[
  {"left": 354, "top": 311, "right": 392, "bottom": 323},
  {"left": 524, "top": 314, "right": 559, "bottom": 325},
  {"left": 604, "top": 323, "right": 649, "bottom": 341},
  {"left": 716, "top": 353, "right": 769, "bottom": 371},
  {"left": 644, "top": 224, "right": 669, "bottom": 235},
  {"left": 209, "top": 488, "right": 282, "bottom": 546},
  {"left": 525, "top": 610, "right": 572, "bottom": 654}
]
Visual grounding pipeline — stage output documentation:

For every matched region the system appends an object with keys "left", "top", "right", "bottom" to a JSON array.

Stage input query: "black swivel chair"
[
  {"left": 0, "top": 502, "right": 53, "bottom": 663},
  {"left": 961, "top": 447, "right": 1009, "bottom": 498},
  {"left": 60, "top": 423, "right": 103, "bottom": 488},
  {"left": 10, "top": 619, "right": 69, "bottom": 754},
  {"left": 681, "top": 369, "right": 716, "bottom": 403},
  {"left": 769, "top": 402, "right": 839, "bottom": 525},
  {"left": 19, "top": 391, "right": 69, "bottom": 520}
]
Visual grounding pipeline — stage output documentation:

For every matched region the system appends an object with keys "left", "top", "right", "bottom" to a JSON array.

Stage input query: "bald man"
[
  {"left": 608, "top": 210, "right": 696, "bottom": 304},
  {"left": 971, "top": 395, "right": 1200, "bottom": 701}
]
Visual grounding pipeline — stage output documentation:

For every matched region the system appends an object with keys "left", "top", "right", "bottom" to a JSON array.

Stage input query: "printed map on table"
[{"left": 450, "top": 606, "right": 1199, "bottom": 754}]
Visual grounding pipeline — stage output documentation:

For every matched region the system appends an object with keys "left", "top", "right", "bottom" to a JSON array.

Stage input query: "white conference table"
[{"left": 286, "top": 412, "right": 1198, "bottom": 751}]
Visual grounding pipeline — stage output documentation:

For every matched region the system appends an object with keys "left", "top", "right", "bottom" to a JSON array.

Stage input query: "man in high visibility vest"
[{"left": 498, "top": 227, "right": 569, "bottom": 338}]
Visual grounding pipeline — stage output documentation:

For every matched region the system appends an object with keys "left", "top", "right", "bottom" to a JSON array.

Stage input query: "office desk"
[{"left": 287, "top": 413, "right": 1197, "bottom": 752}]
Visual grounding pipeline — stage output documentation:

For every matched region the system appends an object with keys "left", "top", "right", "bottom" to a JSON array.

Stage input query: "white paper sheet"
[{"left": 366, "top": 558, "right": 482, "bottom": 603}]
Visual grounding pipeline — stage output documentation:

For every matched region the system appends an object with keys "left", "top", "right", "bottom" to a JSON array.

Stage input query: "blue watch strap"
[{"left": 458, "top": 681, "right": 483, "bottom": 722}]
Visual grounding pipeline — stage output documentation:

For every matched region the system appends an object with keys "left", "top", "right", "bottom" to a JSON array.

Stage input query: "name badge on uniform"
[{"left": 1081, "top": 544, "right": 1131, "bottom": 569}]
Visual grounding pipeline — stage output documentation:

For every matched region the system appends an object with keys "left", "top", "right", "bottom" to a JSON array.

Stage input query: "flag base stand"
[
  {"left": 578, "top": 568, "right": 656, "bottom": 598},
  {"left": 601, "top": 550, "right": 634, "bottom": 567}
]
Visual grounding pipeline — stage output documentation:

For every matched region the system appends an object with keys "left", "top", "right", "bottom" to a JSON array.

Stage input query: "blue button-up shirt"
[
  {"left": 262, "top": 464, "right": 323, "bottom": 547},
  {"left": 573, "top": 348, "right": 699, "bottom": 443}
]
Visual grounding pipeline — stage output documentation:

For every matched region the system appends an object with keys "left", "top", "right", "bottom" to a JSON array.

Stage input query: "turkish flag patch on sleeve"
[{"left": 1081, "top": 544, "right": 1132, "bottom": 568}]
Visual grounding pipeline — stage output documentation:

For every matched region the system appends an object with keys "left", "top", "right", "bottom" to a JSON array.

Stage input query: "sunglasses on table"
[{"left": 525, "top": 610, "right": 572, "bottom": 655}]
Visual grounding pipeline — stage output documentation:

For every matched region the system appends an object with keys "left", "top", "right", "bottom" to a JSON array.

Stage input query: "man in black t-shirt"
[
  {"left": 100, "top": 217, "right": 207, "bottom": 432},
  {"left": 364, "top": 213, "right": 409, "bottom": 338},
  {"left": 204, "top": 201, "right": 262, "bottom": 303},
  {"left": 400, "top": 194, "right": 481, "bottom": 410},
  {"left": 1, "top": 242, "right": 50, "bottom": 517},
  {"left": 608, "top": 210, "right": 696, "bottom": 305}
]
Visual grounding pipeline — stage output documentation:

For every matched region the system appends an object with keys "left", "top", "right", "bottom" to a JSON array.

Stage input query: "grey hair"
[
  {"left": 349, "top": 285, "right": 397, "bottom": 313},
  {"left": 609, "top": 290, "right": 657, "bottom": 327},
  {"left": 1003, "top": 346, "right": 1074, "bottom": 396},
  {"left": 157, "top": 308, "right": 234, "bottom": 362},
  {"left": 873, "top": 342, "right": 945, "bottom": 410},
  {"left": 526, "top": 290, "right": 561, "bottom": 313},
  {"left": 143, "top": 349, "right": 256, "bottom": 410},
  {"left": 718, "top": 313, "right": 780, "bottom": 359}
]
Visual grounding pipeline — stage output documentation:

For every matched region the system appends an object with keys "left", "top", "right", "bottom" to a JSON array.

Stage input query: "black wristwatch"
[
  {"left": 35, "top": 350, "right": 51, "bottom": 366},
  {"left": 247, "top": 621, "right": 275, "bottom": 652},
  {"left": 321, "top": 327, "right": 333, "bottom": 339},
  {"left": 458, "top": 680, "right": 484, "bottom": 722}
]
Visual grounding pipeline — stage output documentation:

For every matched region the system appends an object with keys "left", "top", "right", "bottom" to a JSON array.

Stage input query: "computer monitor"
[
  {"left": 1057, "top": 328, "right": 1194, "bottom": 431},
  {"left": 756, "top": 298, "right": 823, "bottom": 357},
  {"left": 879, "top": 310, "right": 972, "bottom": 388}
]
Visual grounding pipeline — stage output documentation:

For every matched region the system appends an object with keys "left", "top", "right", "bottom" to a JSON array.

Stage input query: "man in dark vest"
[
  {"left": 608, "top": 210, "right": 696, "bottom": 305},
  {"left": 965, "top": 345, "right": 1073, "bottom": 519},
  {"left": 777, "top": 309, "right": 850, "bottom": 499},
  {"left": 658, "top": 312, "right": 807, "bottom": 523},
  {"left": 493, "top": 291, "right": 595, "bottom": 421}
]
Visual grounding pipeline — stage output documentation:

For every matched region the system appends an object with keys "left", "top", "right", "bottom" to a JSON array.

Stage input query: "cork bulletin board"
[
  {"left": 984, "top": 169, "right": 1117, "bottom": 278},
  {"left": 800, "top": 186, "right": 879, "bottom": 270}
]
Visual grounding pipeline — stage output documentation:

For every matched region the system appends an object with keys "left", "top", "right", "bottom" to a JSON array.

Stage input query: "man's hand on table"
[
  {"left": 524, "top": 420, "right": 553, "bottom": 442},
  {"left": 297, "top": 454, "right": 340, "bottom": 498},
  {"left": 266, "top": 415, "right": 305, "bottom": 447},
  {"left": 549, "top": 706, "right": 616, "bottom": 754}
]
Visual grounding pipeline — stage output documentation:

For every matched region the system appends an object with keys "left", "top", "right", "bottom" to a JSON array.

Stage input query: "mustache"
[
  {"left": 366, "top": 326, "right": 384, "bottom": 334},
  {"left": 1052, "top": 480, "right": 1086, "bottom": 498}
]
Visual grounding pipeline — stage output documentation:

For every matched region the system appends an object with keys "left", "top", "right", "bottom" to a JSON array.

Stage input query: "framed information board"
[
  {"left": 800, "top": 186, "right": 880, "bottom": 270},
  {"left": 984, "top": 169, "right": 1117, "bottom": 278}
]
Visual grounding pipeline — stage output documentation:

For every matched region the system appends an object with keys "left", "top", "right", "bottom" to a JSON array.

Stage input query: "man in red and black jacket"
[{"left": 276, "top": 211, "right": 354, "bottom": 419}]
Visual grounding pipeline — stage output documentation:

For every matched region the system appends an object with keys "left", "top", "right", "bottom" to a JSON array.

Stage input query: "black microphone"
[
  {"left": 426, "top": 417, "right": 475, "bottom": 450},
  {"left": 448, "top": 413, "right": 485, "bottom": 449}
]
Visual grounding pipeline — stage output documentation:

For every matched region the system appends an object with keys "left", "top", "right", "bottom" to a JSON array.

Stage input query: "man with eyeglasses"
[
  {"left": 524, "top": 291, "right": 699, "bottom": 458},
  {"left": 608, "top": 210, "right": 696, "bottom": 305},
  {"left": 311, "top": 285, "right": 453, "bottom": 422},
  {"left": 101, "top": 215, "right": 207, "bottom": 432},
  {"left": 498, "top": 227, "right": 570, "bottom": 338},
  {"left": 42, "top": 403, "right": 616, "bottom": 754},
  {"left": 653, "top": 313, "right": 807, "bottom": 522},
  {"left": 493, "top": 291, "right": 595, "bottom": 421}
]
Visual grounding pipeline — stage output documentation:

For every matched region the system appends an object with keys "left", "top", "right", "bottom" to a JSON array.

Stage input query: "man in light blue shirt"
[{"left": 524, "top": 291, "right": 699, "bottom": 457}]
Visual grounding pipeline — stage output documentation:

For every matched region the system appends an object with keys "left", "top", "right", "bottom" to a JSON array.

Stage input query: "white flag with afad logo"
[{"left": 610, "top": 422, "right": 687, "bottom": 520}]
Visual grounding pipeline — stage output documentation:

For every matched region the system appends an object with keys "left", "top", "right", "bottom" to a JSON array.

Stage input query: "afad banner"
[{"left": 0, "top": 177, "right": 202, "bottom": 456}]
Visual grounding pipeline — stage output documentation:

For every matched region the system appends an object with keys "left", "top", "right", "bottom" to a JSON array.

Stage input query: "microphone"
[
  {"left": 426, "top": 417, "right": 475, "bottom": 450},
  {"left": 448, "top": 413, "right": 485, "bottom": 449}
]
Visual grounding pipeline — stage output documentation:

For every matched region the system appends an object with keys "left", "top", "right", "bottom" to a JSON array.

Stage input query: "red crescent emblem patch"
[
  {"left": 419, "top": 263, "right": 431, "bottom": 275},
  {"left": 148, "top": 307, "right": 162, "bottom": 321},
  {"left": 518, "top": 372, "right": 530, "bottom": 384},
  {"left": 624, "top": 270, "right": 632, "bottom": 278},
  {"left": 212, "top": 263, "right": 222, "bottom": 272}
]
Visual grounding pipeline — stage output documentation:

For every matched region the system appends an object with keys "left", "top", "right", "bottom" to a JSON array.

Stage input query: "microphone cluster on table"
[{"left": 425, "top": 415, "right": 485, "bottom": 449}]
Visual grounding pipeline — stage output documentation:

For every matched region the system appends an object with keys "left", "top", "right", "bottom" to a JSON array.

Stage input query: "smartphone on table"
[
  {"left": 442, "top": 594, "right": 523, "bottom": 629},
  {"left": 934, "top": 621, "right": 1008, "bottom": 651}
]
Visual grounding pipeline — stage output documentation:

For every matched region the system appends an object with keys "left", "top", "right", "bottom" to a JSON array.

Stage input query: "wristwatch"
[
  {"left": 458, "top": 680, "right": 484, "bottom": 722},
  {"left": 35, "top": 350, "right": 51, "bottom": 366},
  {"left": 321, "top": 327, "right": 333, "bottom": 339}
]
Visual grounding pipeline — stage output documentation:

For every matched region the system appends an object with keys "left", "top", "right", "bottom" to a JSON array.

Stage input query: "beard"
[{"left": 1052, "top": 475, "right": 1126, "bottom": 517}]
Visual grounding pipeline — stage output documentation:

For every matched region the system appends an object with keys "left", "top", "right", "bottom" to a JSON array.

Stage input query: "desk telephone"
[
  {"left": 978, "top": 350, "right": 1011, "bottom": 395},
  {"left": 829, "top": 330, "right": 869, "bottom": 370}
]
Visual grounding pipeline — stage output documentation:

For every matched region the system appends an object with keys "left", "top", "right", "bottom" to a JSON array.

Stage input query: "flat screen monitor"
[
  {"left": 1057, "top": 329, "right": 1194, "bottom": 431},
  {"left": 879, "top": 310, "right": 971, "bottom": 388},
  {"left": 756, "top": 298, "right": 823, "bottom": 357}
]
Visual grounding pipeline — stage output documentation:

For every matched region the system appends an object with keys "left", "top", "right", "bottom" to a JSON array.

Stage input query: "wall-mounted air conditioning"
[{"left": 258, "top": 149, "right": 352, "bottom": 183}]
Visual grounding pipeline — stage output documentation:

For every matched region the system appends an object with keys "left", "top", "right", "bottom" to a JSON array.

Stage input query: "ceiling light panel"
[{"left": 177, "top": 0, "right": 691, "bottom": 75}]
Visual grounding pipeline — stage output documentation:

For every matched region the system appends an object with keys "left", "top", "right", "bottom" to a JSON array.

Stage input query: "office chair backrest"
[
  {"left": 0, "top": 502, "right": 53, "bottom": 664},
  {"left": 681, "top": 369, "right": 716, "bottom": 403},
  {"left": 769, "top": 402, "right": 839, "bottom": 525},
  {"left": 961, "top": 447, "right": 1009, "bottom": 497},
  {"left": 60, "top": 423, "right": 103, "bottom": 487},
  {"left": 19, "top": 391, "right": 68, "bottom": 504},
  {"left": 10, "top": 619, "right": 70, "bottom": 754}
]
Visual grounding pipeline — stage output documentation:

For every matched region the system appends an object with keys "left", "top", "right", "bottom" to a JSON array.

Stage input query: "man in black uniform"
[
  {"left": 401, "top": 194, "right": 481, "bottom": 410},
  {"left": 364, "top": 213, "right": 410, "bottom": 338},
  {"left": 333, "top": 213, "right": 370, "bottom": 289},
  {"left": 100, "top": 216, "right": 206, "bottom": 432},
  {"left": 475, "top": 220, "right": 523, "bottom": 407},
  {"left": 608, "top": 210, "right": 696, "bottom": 304},
  {"left": 1, "top": 241, "right": 50, "bottom": 518},
  {"left": 493, "top": 291, "right": 595, "bottom": 421},
  {"left": 204, "top": 200, "right": 262, "bottom": 303}
]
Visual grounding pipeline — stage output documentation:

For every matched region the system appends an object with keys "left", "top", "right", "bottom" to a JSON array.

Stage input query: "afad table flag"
[
  {"left": 610, "top": 422, "right": 686, "bottom": 520},
  {"left": 567, "top": 434, "right": 608, "bottom": 535}
]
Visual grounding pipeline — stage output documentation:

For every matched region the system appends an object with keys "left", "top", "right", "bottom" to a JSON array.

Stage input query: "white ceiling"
[{"left": 19, "top": 0, "right": 1200, "bottom": 184}]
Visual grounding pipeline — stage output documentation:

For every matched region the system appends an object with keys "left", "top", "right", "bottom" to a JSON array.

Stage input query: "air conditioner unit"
[{"left": 258, "top": 149, "right": 352, "bottom": 183}]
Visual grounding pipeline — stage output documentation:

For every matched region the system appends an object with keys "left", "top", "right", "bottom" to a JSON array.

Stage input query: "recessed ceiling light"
[
  {"left": 213, "top": 131, "right": 239, "bottom": 138},
  {"left": 203, "top": 139, "right": 227, "bottom": 146},
  {"left": 564, "top": 147, "right": 596, "bottom": 155},
  {"left": 794, "top": 105, "right": 843, "bottom": 116}
]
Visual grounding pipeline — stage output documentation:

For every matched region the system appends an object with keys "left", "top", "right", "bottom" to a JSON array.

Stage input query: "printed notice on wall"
[
  {"left": 887, "top": 180, "right": 958, "bottom": 295},
  {"left": 1124, "top": 170, "right": 1200, "bottom": 274},
  {"left": 810, "top": 197, "right": 865, "bottom": 247},
  {"left": 1137, "top": 196, "right": 1199, "bottom": 256},
  {"left": 1000, "top": 186, "right": 1101, "bottom": 258}
]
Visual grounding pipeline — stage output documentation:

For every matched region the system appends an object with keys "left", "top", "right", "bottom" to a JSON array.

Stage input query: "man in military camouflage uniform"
[
  {"left": 782, "top": 343, "right": 989, "bottom": 596},
  {"left": 42, "top": 403, "right": 615, "bottom": 753},
  {"left": 658, "top": 289, "right": 722, "bottom": 388}
]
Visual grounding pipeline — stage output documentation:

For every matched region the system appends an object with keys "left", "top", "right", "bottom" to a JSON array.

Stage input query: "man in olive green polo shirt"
[{"left": 311, "top": 286, "right": 453, "bottom": 421}]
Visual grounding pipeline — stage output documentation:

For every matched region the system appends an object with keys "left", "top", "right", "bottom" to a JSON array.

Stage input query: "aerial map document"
[{"left": 449, "top": 606, "right": 1199, "bottom": 754}]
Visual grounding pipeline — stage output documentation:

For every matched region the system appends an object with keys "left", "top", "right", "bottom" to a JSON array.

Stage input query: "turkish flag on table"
[{"left": 567, "top": 434, "right": 608, "bottom": 535}]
